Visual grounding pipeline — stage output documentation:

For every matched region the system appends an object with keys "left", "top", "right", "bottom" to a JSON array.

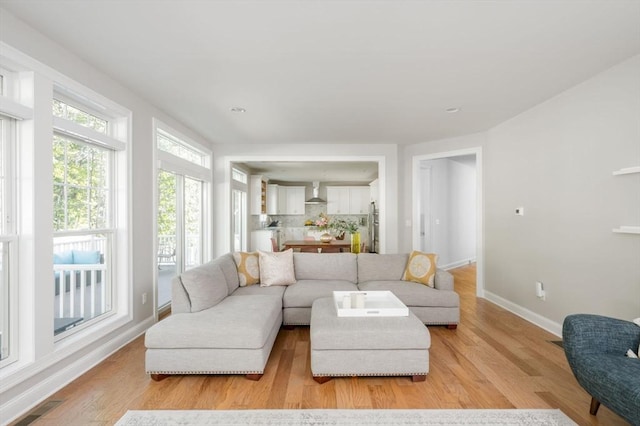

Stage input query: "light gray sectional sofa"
[{"left": 145, "top": 252, "right": 459, "bottom": 381}]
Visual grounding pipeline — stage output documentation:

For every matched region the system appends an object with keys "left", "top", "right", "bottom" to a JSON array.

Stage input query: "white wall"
[
  {"left": 0, "top": 9, "right": 214, "bottom": 421},
  {"left": 484, "top": 55, "right": 640, "bottom": 330},
  {"left": 212, "top": 144, "right": 399, "bottom": 255},
  {"left": 448, "top": 157, "right": 477, "bottom": 266}
]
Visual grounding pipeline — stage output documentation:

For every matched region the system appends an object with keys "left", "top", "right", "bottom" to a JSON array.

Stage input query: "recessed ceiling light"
[
  {"left": 230, "top": 107, "right": 246, "bottom": 113},
  {"left": 445, "top": 107, "right": 460, "bottom": 113}
]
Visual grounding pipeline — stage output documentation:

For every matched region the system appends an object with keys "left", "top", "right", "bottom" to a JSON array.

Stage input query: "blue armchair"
[{"left": 562, "top": 314, "right": 640, "bottom": 425}]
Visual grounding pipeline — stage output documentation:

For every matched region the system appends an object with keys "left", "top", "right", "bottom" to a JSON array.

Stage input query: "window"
[
  {"left": 52, "top": 93, "right": 126, "bottom": 339},
  {"left": 53, "top": 99, "right": 107, "bottom": 134},
  {"left": 155, "top": 121, "right": 210, "bottom": 310},
  {"left": 157, "top": 128, "right": 208, "bottom": 167},
  {"left": 0, "top": 116, "right": 17, "bottom": 366}
]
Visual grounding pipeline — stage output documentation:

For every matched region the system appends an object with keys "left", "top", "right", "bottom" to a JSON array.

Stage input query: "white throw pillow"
[{"left": 259, "top": 249, "right": 296, "bottom": 286}]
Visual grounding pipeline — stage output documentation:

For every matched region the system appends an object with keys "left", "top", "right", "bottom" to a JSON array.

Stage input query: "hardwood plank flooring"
[{"left": 14, "top": 264, "right": 628, "bottom": 425}]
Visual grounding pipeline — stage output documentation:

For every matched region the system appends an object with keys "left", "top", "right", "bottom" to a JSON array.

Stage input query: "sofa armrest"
[
  {"left": 434, "top": 269, "right": 454, "bottom": 291},
  {"left": 563, "top": 314, "right": 640, "bottom": 358}
]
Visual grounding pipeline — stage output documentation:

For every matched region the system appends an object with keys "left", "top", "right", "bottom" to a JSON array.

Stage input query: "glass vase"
[{"left": 350, "top": 232, "right": 361, "bottom": 253}]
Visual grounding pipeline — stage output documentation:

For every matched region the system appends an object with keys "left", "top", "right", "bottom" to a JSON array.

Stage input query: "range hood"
[{"left": 305, "top": 181, "right": 326, "bottom": 204}]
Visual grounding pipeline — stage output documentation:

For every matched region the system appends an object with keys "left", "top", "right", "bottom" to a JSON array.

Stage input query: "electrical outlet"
[
  {"left": 515, "top": 207, "right": 524, "bottom": 216},
  {"left": 535, "top": 282, "right": 546, "bottom": 300},
  {"left": 142, "top": 292, "right": 147, "bottom": 305}
]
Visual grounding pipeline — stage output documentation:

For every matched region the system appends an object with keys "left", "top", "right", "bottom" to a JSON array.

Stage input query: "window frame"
[
  {"left": 0, "top": 115, "right": 18, "bottom": 367},
  {"left": 51, "top": 88, "right": 128, "bottom": 341}
]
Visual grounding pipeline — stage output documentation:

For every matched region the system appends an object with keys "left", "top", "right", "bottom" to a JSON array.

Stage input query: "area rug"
[{"left": 115, "top": 409, "right": 577, "bottom": 425}]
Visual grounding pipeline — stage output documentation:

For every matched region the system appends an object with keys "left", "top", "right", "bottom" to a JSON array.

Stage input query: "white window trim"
[
  {"left": 155, "top": 120, "right": 211, "bottom": 168},
  {"left": 0, "top": 115, "right": 18, "bottom": 368},
  {"left": 157, "top": 151, "right": 211, "bottom": 183},
  {"left": 53, "top": 116, "right": 125, "bottom": 151}
]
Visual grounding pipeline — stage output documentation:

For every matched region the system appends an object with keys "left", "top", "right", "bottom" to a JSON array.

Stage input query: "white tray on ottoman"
[
  {"left": 333, "top": 290, "right": 409, "bottom": 317},
  {"left": 310, "top": 297, "right": 430, "bottom": 383}
]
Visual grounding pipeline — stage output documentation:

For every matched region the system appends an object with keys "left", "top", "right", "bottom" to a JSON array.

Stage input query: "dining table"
[{"left": 282, "top": 240, "right": 353, "bottom": 253}]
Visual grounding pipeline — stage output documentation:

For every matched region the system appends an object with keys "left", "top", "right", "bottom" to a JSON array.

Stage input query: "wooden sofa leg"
[
  {"left": 150, "top": 373, "right": 170, "bottom": 381},
  {"left": 447, "top": 324, "right": 458, "bottom": 330},
  {"left": 246, "top": 374, "right": 263, "bottom": 381},
  {"left": 589, "top": 397, "right": 601, "bottom": 415},
  {"left": 411, "top": 375, "right": 427, "bottom": 382},
  {"left": 313, "top": 376, "right": 332, "bottom": 384}
]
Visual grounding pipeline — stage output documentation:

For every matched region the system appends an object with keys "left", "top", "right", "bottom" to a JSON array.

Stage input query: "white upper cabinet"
[
  {"left": 266, "top": 184, "right": 279, "bottom": 215},
  {"left": 327, "top": 187, "right": 350, "bottom": 214},
  {"left": 327, "top": 186, "right": 370, "bottom": 214},
  {"left": 286, "top": 186, "right": 306, "bottom": 215},
  {"left": 273, "top": 185, "right": 306, "bottom": 215},
  {"left": 369, "top": 179, "right": 379, "bottom": 204},
  {"left": 349, "top": 186, "right": 370, "bottom": 214},
  {"left": 250, "top": 175, "right": 267, "bottom": 215}
]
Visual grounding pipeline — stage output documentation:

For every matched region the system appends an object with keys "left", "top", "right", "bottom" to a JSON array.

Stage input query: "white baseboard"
[
  {"left": 1, "top": 317, "right": 155, "bottom": 425},
  {"left": 482, "top": 290, "right": 562, "bottom": 338},
  {"left": 441, "top": 257, "right": 476, "bottom": 270}
]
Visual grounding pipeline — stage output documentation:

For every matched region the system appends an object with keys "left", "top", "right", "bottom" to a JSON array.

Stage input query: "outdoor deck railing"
[{"left": 54, "top": 263, "right": 108, "bottom": 321}]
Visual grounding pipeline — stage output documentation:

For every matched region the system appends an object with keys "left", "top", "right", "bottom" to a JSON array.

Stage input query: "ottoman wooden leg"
[
  {"left": 150, "top": 373, "right": 170, "bottom": 381},
  {"left": 245, "top": 374, "right": 263, "bottom": 381},
  {"left": 412, "top": 375, "right": 427, "bottom": 382},
  {"left": 447, "top": 324, "right": 458, "bottom": 330},
  {"left": 313, "top": 376, "right": 332, "bottom": 384}
]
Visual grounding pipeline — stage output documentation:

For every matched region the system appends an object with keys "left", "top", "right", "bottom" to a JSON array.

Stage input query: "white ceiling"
[{"left": 1, "top": 0, "right": 639, "bottom": 149}]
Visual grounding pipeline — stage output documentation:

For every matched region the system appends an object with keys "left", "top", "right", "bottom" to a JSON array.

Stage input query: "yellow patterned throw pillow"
[
  {"left": 402, "top": 251, "right": 438, "bottom": 287},
  {"left": 232, "top": 251, "right": 260, "bottom": 286}
]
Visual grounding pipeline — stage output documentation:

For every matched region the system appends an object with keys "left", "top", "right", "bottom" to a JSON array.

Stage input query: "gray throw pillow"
[{"left": 179, "top": 263, "right": 228, "bottom": 312}]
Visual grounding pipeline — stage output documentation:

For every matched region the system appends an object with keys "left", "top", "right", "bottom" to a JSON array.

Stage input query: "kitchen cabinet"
[
  {"left": 326, "top": 187, "right": 350, "bottom": 214},
  {"left": 272, "top": 185, "right": 306, "bottom": 215},
  {"left": 369, "top": 179, "right": 379, "bottom": 204},
  {"left": 266, "top": 184, "right": 279, "bottom": 215},
  {"left": 250, "top": 175, "right": 267, "bottom": 215},
  {"left": 349, "top": 186, "right": 370, "bottom": 214},
  {"left": 327, "top": 186, "right": 370, "bottom": 214}
]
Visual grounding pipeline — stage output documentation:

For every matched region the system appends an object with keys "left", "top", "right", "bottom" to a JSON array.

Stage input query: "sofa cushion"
[
  {"left": 259, "top": 249, "right": 296, "bottom": 286},
  {"left": 283, "top": 279, "right": 358, "bottom": 308},
  {"left": 402, "top": 251, "right": 438, "bottom": 287},
  {"left": 145, "top": 295, "right": 282, "bottom": 349},
  {"left": 293, "top": 252, "right": 358, "bottom": 283},
  {"left": 232, "top": 284, "right": 286, "bottom": 298},
  {"left": 232, "top": 251, "right": 260, "bottom": 286},
  {"left": 180, "top": 262, "right": 228, "bottom": 312},
  {"left": 357, "top": 253, "right": 409, "bottom": 283},
  {"left": 72, "top": 250, "right": 101, "bottom": 264},
  {"left": 357, "top": 280, "right": 460, "bottom": 308},
  {"left": 53, "top": 251, "right": 74, "bottom": 264}
]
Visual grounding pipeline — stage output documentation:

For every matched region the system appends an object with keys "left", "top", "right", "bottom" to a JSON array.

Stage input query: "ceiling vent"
[{"left": 305, "top": 181, "right": 326, "bottom": 205}]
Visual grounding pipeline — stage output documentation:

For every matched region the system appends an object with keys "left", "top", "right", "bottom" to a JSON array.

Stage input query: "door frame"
[{"left": 412, "top": 147, "right": 484, "bottom": 297}]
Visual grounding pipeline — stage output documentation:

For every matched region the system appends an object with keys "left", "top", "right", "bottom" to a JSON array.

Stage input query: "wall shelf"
[
  {"left": 612, "top": 166, "right": 640, "bottom": 176},
  {"left": 612, "top": 226, "right": 640, "bottom": 234}
]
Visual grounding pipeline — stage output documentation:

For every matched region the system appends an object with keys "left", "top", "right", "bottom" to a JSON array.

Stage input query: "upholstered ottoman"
[{"left": 310, "top": 297, "right": 431, "bottom": 383}]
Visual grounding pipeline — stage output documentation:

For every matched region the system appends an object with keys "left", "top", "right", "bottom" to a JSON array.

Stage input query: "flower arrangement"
[{"left": 315, "top": 212, "right": 330, "bottom": 231}]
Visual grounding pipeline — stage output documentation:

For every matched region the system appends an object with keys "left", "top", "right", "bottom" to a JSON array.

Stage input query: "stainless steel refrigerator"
[{"left": 368, "top": 201, "right": 379, "bottom": 253}]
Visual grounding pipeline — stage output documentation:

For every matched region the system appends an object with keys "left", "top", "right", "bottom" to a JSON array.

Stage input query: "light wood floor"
[{"left": 16, "top": 264, "right": 627, "bottom": 425}]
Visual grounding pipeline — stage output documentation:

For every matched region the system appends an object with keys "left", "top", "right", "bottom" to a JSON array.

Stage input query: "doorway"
[{"left": 412, "top": 148, "right": 483, "bottom": 296}]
